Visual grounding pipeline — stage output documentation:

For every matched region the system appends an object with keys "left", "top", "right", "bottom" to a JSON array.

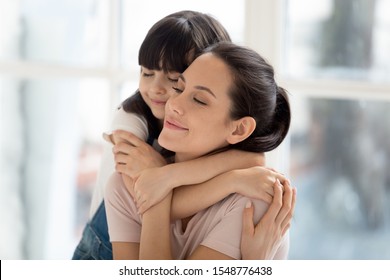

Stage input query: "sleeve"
[
  {"left": 109, "top": 107, "right": 148, "bottom": 141},
  {"left": 200, "top": 194, "right": 289, "bottom": 260},
  {"left": 88, "top": 107, "right": 149, "bottom": 217},
  {"left": 104, "top": 172, "right": 142, "bottom": 243},
  {"left": 201, "top": 195, "right": 269, "bottom": 259}
]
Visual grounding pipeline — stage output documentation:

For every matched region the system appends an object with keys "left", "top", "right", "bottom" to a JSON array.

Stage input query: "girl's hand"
[
  {"left": 132, "top": 166, "right": 173, "bottom": 214},
  {"left": 241, "top": 179, "right": 296, "bottom": 260},
  {"left": 231, "top": 166, "right": 287, "bottom": 204},
  {"left": 111, "top": 130, "right": 166, "bottom": 177}
]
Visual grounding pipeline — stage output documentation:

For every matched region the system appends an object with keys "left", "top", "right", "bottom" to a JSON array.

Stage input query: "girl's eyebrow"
[{"left": 178, "top": 74, "right": 216, "bottom": 99}]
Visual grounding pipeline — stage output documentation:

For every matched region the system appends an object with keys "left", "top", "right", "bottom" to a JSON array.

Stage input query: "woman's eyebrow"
[{"left": 179, "top": 74, "right": 216, "bottom": 99}]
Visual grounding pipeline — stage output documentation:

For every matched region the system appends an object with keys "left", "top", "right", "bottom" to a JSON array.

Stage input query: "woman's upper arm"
[
  {"left": 187, "top": 245, "right": 234, "bottom": 260},
  {"left": 112, "top": 242, "right": 139, "bottom": 260}
]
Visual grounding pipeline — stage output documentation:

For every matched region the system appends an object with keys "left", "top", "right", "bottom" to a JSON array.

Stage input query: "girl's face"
[
  {"left": 158, "top": 53, "right": 236, "bottom": 162},
  {"left": 139, "top": 66, "right": 180, "bottom": 121}
]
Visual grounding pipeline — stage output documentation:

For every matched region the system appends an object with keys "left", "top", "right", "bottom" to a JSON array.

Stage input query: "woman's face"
[
  {"left": 139, "top": 66, "right": 180, "bottom": 120},
  {"left": 158, "top": 53, "right": 236, "bottom": 162}
]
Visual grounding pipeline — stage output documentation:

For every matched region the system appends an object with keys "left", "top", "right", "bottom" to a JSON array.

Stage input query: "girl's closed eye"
[
  {"left": 172, "top": 86, "right": 183, "bottom": 93},
  {"left": 168, "top": 77, "right": 179, "bottom": 82},
  {"left": 141, "top": 70, "right": 154, "bottom": 77}
]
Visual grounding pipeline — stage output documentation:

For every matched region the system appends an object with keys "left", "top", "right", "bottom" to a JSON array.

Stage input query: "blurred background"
[{"left": 0, "top": 0, "right": 389, "bottom": 259}]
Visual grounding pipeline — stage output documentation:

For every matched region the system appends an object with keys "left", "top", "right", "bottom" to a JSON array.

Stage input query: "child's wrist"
[
  {"left": 159, "top": 164, "right": 179, "bottom": 190},
  {"left": 226, "top": 169, "right": 240, "bottom": 194}
]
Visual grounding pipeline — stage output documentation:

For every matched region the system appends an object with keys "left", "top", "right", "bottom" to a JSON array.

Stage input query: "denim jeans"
[{"left": 72, "top": 201, "right": 112, "bottom": 260}]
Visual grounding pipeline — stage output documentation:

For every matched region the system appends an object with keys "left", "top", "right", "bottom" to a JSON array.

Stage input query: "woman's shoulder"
[
  {"left": 214, "top": 194, "right": 269, "bottom": 220},
  {"left": 221, "top": 193, "right": 268, "bottom": 208}
]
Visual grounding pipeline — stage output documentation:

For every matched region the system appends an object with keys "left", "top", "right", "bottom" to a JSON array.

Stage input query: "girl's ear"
[{"left": 227, "top": 117, "right": 256, "bottom": 144}]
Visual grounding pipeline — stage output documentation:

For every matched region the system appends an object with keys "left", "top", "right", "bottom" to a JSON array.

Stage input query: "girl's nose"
[{"left": 150, "top": 76, "right": 167, "bottom": 95}]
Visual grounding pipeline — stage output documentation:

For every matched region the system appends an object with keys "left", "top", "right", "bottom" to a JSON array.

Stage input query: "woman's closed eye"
[{"left": 193, "top": 97, "right": 207, "bottom": 105}]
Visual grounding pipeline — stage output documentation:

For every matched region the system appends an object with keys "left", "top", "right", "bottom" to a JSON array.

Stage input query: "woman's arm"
[
  {"left": 139, "top": 192, "right": 173, "bottom": 259},
  {"left": 112, "top": 242, "right": 139, "bottom": 260}
]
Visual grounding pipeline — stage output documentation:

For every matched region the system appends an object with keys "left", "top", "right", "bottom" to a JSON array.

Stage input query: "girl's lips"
[
  {"left": 151, "top": 99, "right": 167, "bottom": 106},
  {"left": 164, "top": 118, "right": 188, "bottom": 131}
]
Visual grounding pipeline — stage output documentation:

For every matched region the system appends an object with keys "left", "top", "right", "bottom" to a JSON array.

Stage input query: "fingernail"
[
  {"left": 103, "top": 132, "right": 114, "bottom": 144},
  {"left": 245, "top": 201, "right": 252, "bottom": 208}
]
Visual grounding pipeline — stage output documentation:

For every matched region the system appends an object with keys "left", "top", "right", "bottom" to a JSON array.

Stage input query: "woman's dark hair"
[
  {"left": 121, "top": 11, "right": 231, "bottom": 139},
  {"left": 202, "top": 42, "right": 291, "bottom": 153}
]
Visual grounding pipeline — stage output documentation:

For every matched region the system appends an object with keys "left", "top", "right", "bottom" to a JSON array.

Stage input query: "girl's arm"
[
  {"left": 133, "top": 149, "right": 267, "bottom": 214},
  {"left": 169, "top": 167, "right": 286, "bottom": 220},
  {"left": 110, "top": 131, "right": 285, "bottom": 222}
]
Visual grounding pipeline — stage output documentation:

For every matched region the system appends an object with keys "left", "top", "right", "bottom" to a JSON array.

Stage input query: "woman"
[
  {"left": 73, "top": 10, "right": 292, "bottom": 260},
  {"left": 105, "top": 42, "right": 295, "bottom": 259}
]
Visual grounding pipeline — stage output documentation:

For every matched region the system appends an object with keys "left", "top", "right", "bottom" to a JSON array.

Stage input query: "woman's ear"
[{"left": 227, "top": 117, "right": 256, "bottom": 144}]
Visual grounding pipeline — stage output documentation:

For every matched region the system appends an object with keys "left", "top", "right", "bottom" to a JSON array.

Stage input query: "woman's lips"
[{"left": 164, "top": 118, "right": 188, "bottom": 131}]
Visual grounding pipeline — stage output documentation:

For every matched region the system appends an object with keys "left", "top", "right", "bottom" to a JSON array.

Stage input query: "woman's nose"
[{"left": 166, "top": 93, "right": 184, "bottom": 116}]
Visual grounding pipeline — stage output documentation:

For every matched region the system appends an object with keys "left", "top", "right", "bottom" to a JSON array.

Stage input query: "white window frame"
[{"left": 2, "top": 0, "right": 389, "bottom": 260}]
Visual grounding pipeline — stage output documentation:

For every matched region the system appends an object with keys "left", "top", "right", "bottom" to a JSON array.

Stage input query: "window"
[
  {"left": 1, "top": 0, "right": 388, "bottom": 260},
  {"left": 0, "top": 0, "right": 245, "bottom": 259},
  {"left": 282, "top": 0, "right": 390, "bottom": 259}
]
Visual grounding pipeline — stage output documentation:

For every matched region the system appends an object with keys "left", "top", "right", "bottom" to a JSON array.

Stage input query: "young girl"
[
  {"left": 105, "top": 42, "right": 295, "bottom": 259},
  {"left": 73, "top": 11, "right": 293, "bottom": 260}
]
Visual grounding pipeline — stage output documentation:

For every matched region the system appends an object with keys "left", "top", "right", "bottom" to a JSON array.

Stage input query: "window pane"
[
  {"left": 289, "top": 95, "right": 390, "bottom": 259},
  {"left": 0, "top": 77, "right": 110, "bottom": 259},
  {"left": 120, "top": 0, "right": 245, "bottom": 71},
  {"left": 0, "top": 0, "right": 108, "bottom": 67},
  {"left": 285, "top": 0, "right": 390, "bottom": 82}
]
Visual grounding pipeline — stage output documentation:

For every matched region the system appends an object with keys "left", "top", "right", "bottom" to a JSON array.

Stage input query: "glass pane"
[
  {"left": 120, "top": 0, "right": 245, "bottom": 71},
  {"left": 0, "top": 77, "right": 110, "bottom": 259},
  {"left": 289, "top": 95, "right": 390, "bottom": 259},
  {"left": 0, "top": 0, "right": 108, "bottom": 67},
  {"left": 284, "top": 0, "right": 390, "bottom": 82}
]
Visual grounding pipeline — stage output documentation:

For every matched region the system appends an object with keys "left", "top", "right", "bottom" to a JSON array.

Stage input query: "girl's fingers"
[
  {"left": 262, "top": 180, "right": 283, "bottom": 223},
  {"left": 262, "top": 193, "right": 273, "bottom": 204},
  {"left": 102, "top": 132, "right": 115, "bottom": 145},
  {"left": 114, "top": 153, "right": 130, "bottom": 164},
  {"left": 115, "top": 163, "right": 126, "bottom": 173},
  {"left": 113, "top": 130, "right": 144, "bottom": 147}
]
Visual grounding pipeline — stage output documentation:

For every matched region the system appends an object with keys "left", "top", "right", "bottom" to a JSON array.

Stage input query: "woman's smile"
[{"left": 164, "top": 116, "right": 189, "bottom": 131}]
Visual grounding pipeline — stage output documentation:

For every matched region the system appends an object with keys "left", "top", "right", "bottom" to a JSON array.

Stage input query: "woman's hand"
[
  {"left": 241, "top": 179, "right": 296, "bottom": 260},
  {"left": 111, "top": 130, "right": 167, "bottom": 177},
  {"left": 231, "top": 166, "right": 287, "bottom": 204}
]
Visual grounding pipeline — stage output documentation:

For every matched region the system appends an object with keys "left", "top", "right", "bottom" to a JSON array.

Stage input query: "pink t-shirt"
[{"left": 105, "top": 172, "right": 289, "bottom": 259}]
